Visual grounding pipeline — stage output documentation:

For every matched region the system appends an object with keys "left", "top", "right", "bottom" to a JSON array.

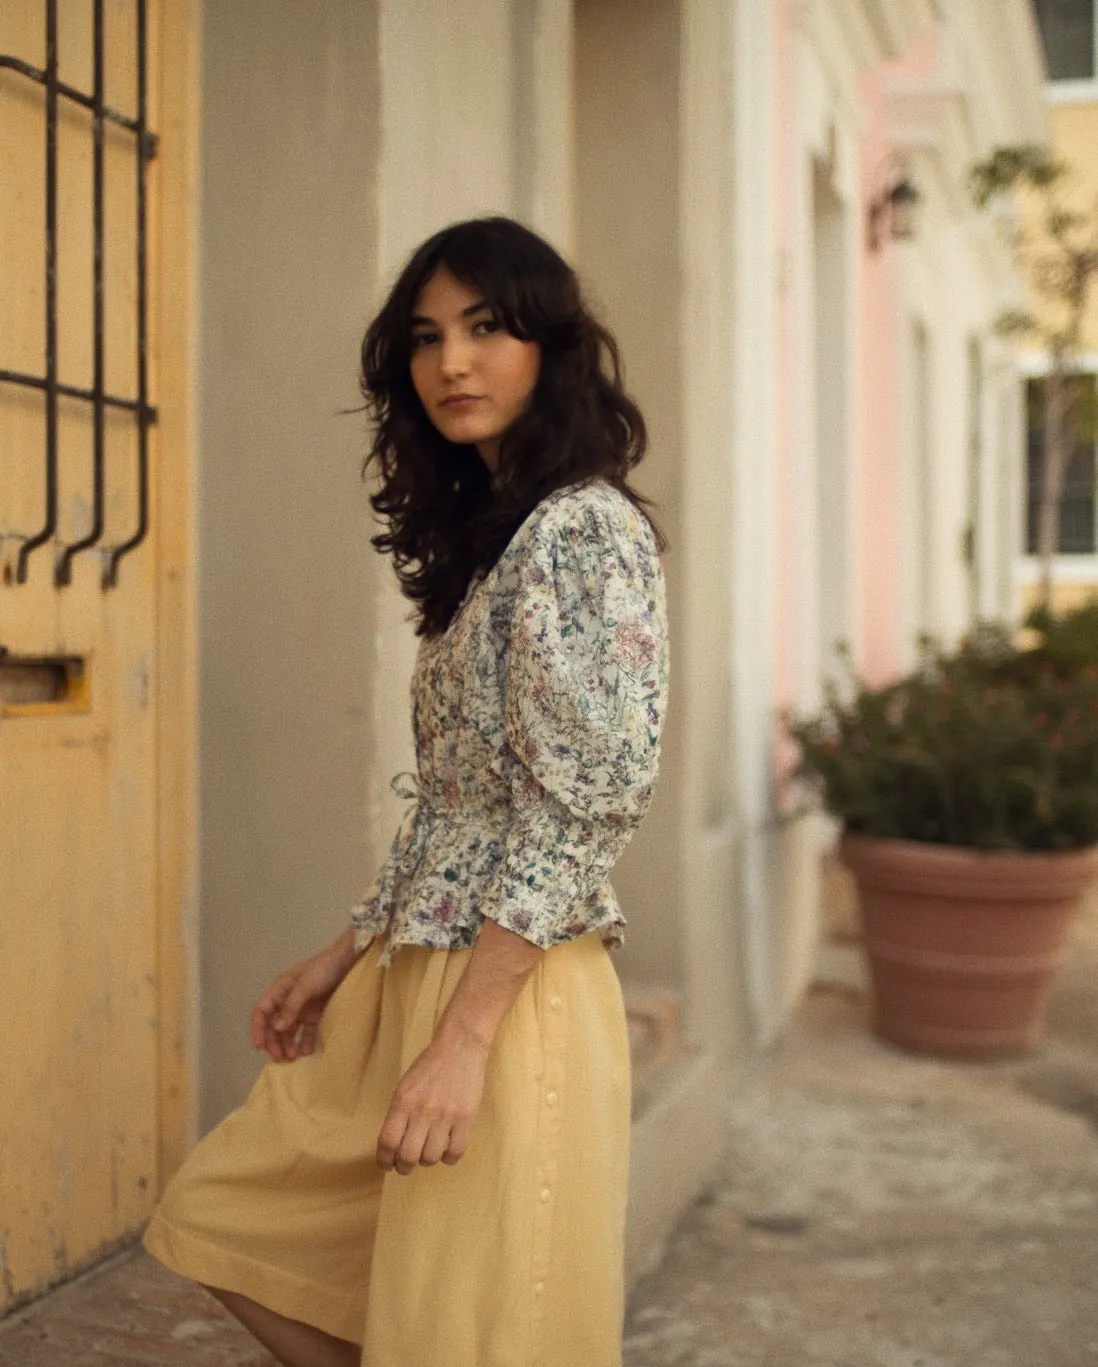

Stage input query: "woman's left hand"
[{"left": 376, "top": 1036, "right": 489, "bottom": 1174}]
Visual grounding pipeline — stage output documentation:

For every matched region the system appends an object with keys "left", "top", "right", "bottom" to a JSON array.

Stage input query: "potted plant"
[{"left": 784, "top": 606, "right": 1098, "bottom": 1058}]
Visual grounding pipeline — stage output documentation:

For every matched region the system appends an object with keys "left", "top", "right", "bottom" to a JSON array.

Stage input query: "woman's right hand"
[{"left": 250, "top": 929, "right": 359, "bottom": 1062}]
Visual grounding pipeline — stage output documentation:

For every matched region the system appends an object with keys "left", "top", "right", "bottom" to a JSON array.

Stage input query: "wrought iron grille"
[{"left": 0, "top": 0, "right": 159, "bottom": 589}]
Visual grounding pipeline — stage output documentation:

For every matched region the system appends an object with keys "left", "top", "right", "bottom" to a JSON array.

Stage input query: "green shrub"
[
  {"left": 784, "top": 606, "right": 1098, "bottom": 852},
  {"left": 1023, "top": 599, "right": 1098, "bottom": 674}
]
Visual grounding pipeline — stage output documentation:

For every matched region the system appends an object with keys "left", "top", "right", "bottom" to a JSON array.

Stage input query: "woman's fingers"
[
  {"left": 379, "top": 1115, "right": 453, "bottom": 1173},
  {"left": 252, "top": 965, "right": 327, "bottom": 1060},
  {"left": 296, "top": 1019, "right": 319, "bottom": 1056},
  {"left": 274, "top": 968, "right": 319, "bottom": 1030},
  {"left": 443, "top": 1116, "right": 473, "bottom": 1165},
  {"left": 394, "top": 1117, "right": 431, "bottom": 1175},
  {"left": 377, "top": 1106, "right": 466, "bottom": 1173},
  {"left": 376, "top": 1111, "right": 408, "bottom": 1173},
  {"left": 250, "top": 994, "right": 278, "bottom": 1049},
  {"left": 280, "top": 1018, "right": 319, "bottom": 1062},
  {"left": 419, "top": 1121, "right": 454, "bottom": 1167},
  {"left": 264, "top": 1020, "right": 289, "bottom": 1063},
  {"left": 250, "top": 943, "right": 352, "bottom": 1060},
  {"left": 250, "top": 970, "right": 296, "bottom": 1048}
]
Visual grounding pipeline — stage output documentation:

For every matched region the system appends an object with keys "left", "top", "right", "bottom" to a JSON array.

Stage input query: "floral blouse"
[{"left": 350, "top": 477, "right": 669, "bottom": 968}]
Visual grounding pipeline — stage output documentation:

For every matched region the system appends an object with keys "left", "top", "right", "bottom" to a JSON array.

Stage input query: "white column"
[{"left": 727, "top": 0, "right": 781, "bottom": 1044}]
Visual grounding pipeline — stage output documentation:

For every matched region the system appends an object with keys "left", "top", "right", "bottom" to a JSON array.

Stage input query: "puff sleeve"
[{"left": 476, "top": 495, "right": 669, "bottom": 948}]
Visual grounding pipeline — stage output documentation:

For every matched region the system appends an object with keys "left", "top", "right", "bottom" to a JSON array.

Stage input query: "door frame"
[{"left": 151, "top": 0, "right": 200, "bottom": 1185}]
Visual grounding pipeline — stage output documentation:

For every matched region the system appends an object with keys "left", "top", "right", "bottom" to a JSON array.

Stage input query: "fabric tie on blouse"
[
  {"left": 388, "top": 769, "right": 433, "bottom": 878},
  {"left": 369, "top": 770, "right": 438, "bottom": 924},
  {"left": 353, "top": 768, "right": 517, "bottom": 963}
]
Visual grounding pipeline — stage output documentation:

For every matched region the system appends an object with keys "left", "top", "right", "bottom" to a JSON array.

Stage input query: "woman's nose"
[{"left": 439, "top": 336, "right": 473, "bottom": 377}]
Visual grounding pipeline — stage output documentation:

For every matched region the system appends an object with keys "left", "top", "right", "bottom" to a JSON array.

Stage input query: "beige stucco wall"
[{"left": 197, "top": 0, "right": 382, "bottom": 1128}]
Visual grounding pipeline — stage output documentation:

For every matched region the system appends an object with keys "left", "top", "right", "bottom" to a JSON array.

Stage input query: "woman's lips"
[{"left": 440, "top": 395, "right": 483, "bottom": 408}]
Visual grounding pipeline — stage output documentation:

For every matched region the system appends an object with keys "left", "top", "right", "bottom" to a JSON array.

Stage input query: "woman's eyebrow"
[{"left": 409, "top": 300, "right": 492, "bottom": 328}]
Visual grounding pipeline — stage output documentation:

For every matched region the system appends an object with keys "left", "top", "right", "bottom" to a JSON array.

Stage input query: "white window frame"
[
  {"left": 1038, "top": 0, "right": 1098, "bottom": 102},
  {"left": 1045, "top": 77, "right": 1098, "bottom": 103},
  {"left": 1015, "top": 351, "right": 1098, "bottom": 583}
]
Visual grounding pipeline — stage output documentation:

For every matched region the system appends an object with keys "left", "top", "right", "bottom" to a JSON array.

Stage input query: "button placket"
[{"left": 529, "top": 972, "right": 567, "bottom": 1361}]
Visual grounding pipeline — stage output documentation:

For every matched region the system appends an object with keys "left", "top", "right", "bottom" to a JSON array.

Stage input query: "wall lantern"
[{"left": 867, "top": 164, "right": 920, "bottom": 251}]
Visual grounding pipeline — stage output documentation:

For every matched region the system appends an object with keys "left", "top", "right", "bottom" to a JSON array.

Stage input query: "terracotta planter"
[{"left": 839, "top": 832, "right": 1098, "bottom": 1059}]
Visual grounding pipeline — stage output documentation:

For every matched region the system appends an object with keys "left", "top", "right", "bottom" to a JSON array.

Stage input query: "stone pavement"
[
  {"left": 622, "top": 892, "right": 1098, "bottom": 1367},
  {"left": 0, "top": 1249, "right": 275, "bottom": 1366},
  {"left": 3, "top": 896, "right": 1096, "bottom": 1366}
]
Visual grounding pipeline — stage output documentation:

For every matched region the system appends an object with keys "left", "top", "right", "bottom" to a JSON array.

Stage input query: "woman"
[{"left": 143, "top": 215, "right": 669, "bottom": 1367}]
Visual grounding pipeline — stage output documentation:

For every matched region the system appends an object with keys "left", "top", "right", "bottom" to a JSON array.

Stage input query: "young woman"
[{"left": 143, "top": 215, "right": 669, "bottom": 1367}]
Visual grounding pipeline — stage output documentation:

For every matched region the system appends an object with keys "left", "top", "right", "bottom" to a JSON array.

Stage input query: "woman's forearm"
[
  {"left": 377, "top": 919, "right": 543, "bottom": 1172},
  {"left": 330, "top": 925, "right": 360, "bottom": 972},
  {"left": 433, "top": 917, "right": 543, "bottom": 1053}
]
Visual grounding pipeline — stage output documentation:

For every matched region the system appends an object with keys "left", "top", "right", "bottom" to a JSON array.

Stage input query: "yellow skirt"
[{"left": 142, "top": 930, "right": 631, "bottom": 1367}]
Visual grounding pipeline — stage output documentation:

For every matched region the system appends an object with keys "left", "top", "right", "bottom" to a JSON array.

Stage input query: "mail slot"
[{"left": 0, "top": 648, "right": 90, "bottom": 715}]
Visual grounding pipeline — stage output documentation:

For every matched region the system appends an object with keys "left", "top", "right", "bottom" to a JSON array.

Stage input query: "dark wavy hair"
[{"left": 360, "top": 215, "right": 665, "bottom": 637}]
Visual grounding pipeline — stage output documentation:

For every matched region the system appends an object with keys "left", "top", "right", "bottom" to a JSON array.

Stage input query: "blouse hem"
[{"left": 356, "top": 917, "right": 625, "bottom": 968}]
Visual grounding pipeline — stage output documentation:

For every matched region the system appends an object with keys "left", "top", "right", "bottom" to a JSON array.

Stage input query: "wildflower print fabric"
[{"left": 351, "top": 478, "right": 669, "bottom": 967}]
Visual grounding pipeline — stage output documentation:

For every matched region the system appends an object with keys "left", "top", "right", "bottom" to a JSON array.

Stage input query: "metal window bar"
[
  {"left": 55, "top": 0, "right": 105, "bottom": 585},
  {"left": 105, "top": 0, "right": 151, "bottom": 589},
  {"left": 0, "top": 0, "right": 159, "bottom": 590}
]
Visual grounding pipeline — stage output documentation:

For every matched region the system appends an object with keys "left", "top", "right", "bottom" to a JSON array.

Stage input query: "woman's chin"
[{"left": 436, "top": 418, "right": 502, "bottom": 447}]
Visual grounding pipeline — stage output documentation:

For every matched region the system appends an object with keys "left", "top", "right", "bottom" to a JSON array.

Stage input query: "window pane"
[
  {"left": 1025, "top": 375, "right": 1098, "bottom": 554},
  {"left": 1033, "top": 0, "right": 1095, "bottom": 81}
]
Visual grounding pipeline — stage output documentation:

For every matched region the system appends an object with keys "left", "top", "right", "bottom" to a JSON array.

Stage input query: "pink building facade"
[
  {"left": 774, "top": 1, "right": 1043, "bottom": 709},
  {"left": 746, "top": 1, "right": 1047, "bottom": 1040}
]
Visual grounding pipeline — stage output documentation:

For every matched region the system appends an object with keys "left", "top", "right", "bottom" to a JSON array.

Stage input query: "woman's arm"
[{"left": 375, "top": 919, "right": 542, "bottom": 1175}]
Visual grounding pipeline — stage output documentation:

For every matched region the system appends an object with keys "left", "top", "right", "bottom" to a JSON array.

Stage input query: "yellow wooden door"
[{"left": 0, "top": 0, "right": 196, "bottom": 1310}]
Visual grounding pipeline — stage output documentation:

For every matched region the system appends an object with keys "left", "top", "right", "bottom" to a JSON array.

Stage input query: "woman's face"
[{"left": 409, "top": 267, "right": 541, "bottom": 474}]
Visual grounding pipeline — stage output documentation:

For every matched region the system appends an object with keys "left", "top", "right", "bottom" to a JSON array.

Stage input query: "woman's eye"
[
  {"left": 473, "top": 318, "right": 501, "bottom": 336},
  {"left": 410, "top": 332, "right": 438, "bottom": 350}
]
